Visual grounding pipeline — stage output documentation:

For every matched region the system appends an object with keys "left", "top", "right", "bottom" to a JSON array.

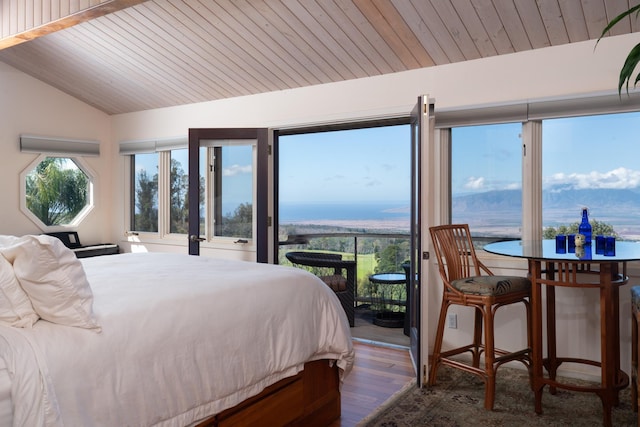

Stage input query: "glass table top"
[
  {"left": 369, "top": 273, "right": 407, "bottom": 284},
  {"left": 484, "top": 239, "right": 640, "bottom": 262}
]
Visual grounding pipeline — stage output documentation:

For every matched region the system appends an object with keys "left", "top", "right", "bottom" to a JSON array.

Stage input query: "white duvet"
[{"left": 0, "top": 252, "right": 354, "bottom": 427}]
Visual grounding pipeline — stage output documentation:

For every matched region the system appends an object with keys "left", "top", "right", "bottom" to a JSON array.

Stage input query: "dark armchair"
[{"left": 285, "top": 251, "right": 356, "bottom": 327}]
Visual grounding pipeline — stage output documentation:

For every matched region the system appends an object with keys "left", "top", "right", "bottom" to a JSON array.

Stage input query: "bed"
[{"left": 0, "top": 235, "right": 354, "bottom": 426}]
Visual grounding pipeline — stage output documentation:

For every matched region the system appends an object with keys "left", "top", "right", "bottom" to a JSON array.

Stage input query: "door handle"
[{"left": 189, "top": 235, "right": 205, "bottom": 242}]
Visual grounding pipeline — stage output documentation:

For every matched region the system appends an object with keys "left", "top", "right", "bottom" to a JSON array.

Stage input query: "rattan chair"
[{"left": 428, "top": 224, "right": 532, "bottom": 410}]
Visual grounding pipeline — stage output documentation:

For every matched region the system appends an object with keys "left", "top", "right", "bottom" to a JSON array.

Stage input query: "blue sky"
[
  {"left": 542, "top": 113, "right": 640, "bottom": 191},
  {"left": 134, "top": 110, "right": 640, "bottom": 206},
  {"left": 279, "top": 125, "right": 411, "bottom": 204},
  {"left": 451, "top": 111, "right": 640, "bottom": 196},
  {"left": 451, "top": 122, "right": 522, "bottom": 195}
]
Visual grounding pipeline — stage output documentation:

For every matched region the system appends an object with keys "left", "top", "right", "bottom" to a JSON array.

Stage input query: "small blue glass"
[
  {"left": 567, "top": 234, "right": 576, "bottom": 253},
  {"left": 604, "top": 236, "right": 616, "bottom": 256},
  {"left": 555, "top": 235, "right": 566, "bottom": 254},
  {"left": 595, "top": 235, "right": 605, "bottom": 255}
]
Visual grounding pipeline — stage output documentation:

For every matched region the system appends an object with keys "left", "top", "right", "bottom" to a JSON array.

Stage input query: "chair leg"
[
  {"left": 482, "top": 302, "right": 496, "bottom": 410},
  {"left": 472, "top": 308, "right": 483, "bottom": 368},
  {"left": 524, "top": 299, "right": 533, "bottom": 388},
  {"left": 428, "top": 299, "right": 450, "bottom": 386}
]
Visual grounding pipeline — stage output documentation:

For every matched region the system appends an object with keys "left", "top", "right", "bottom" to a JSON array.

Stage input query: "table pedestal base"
[
  {"left": 534, "top": 357, "right": 629, "bottom": 420},
  {"left": 530, "top": 260, "right": 628, "bottom": 427},
  {"left": 373, "top": 311, "right": 405, "bottom": 328}
]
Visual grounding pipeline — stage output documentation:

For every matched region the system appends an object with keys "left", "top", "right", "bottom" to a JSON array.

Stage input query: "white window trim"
[
  {"left": 20, "top": 154, "right": 97, "bottom": 232},
  {"left": 125, "top": 141, "right": 258, "bottom": 250}
]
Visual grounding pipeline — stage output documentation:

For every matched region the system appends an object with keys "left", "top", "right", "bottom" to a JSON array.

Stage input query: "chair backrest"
[{"left": 429, "top": 224, "right": 483, "bottom": 283}]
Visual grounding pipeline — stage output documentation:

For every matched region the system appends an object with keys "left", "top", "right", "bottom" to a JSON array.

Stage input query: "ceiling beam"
[{"left": 0, "top": 0, "right": 148, "bottom": 50}]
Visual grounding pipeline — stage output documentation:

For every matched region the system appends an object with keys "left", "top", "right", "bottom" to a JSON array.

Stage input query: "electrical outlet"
[{"left": 447, "top": 313, "right": 457, "bottom": 329}]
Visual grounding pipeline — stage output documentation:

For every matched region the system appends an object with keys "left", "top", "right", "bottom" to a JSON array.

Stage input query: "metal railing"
[{"left": 279, "top": 232, "right": 410, "bottom": 306}]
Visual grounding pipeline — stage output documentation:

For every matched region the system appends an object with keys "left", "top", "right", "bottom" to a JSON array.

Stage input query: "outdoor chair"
[
  {"left": 428, "top": 224, "right": 532, "bottom": 410},
  {"left": 285, "top": 251, "right": 356, "bottom": 327}
]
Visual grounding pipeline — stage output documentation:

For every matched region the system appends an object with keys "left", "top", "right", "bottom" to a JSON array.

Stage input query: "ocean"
[
  {"left": 278, "top": 202, "right": 411, "bottom": 232},
  {"left": 279, "top": 202, "right": 410, "bottom": 222}
]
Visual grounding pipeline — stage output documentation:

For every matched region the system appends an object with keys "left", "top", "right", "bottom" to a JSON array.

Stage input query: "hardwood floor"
[{"left": 330, "top": 340, "right": 416, "bottom": 427}]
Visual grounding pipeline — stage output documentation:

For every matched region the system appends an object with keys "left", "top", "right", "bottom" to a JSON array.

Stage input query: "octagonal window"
[{"left": 21, "top": 156, "right": 95, "bottom": 229}]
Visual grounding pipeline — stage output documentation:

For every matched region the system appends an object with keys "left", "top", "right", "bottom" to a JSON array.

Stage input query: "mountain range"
[{"left": 453, "top": 188, "right": 640, "bottom": 212}]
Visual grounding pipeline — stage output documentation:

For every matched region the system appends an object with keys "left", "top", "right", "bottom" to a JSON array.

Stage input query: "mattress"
[{"left": 0, "top": 252, "right": 354, "bottom": 426}]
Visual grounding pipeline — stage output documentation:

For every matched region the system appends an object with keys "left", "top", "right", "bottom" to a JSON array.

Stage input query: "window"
[
  {"left": 127, "top": 140, "right": 255, "bottom": 242},
  {"left": 131, "top": 153, "right": 158, "bottom": 233},
  {"left": 542, "top": 111, "right": 640, "bottom": 241},
  {"left": 451, "top": 123, "right": 523, "bottom": 240},
  {"left": 169, "top": 149, "right": 189, "bottom": 234},
  {"left": 446, "top": 101, "right": 640, "bottom": 244},
  {"left": 21, "top": 156, "right": 94, "bottom": 229},
  {"left": 210, "top": 144, "right": 253, "bottom": 239}
]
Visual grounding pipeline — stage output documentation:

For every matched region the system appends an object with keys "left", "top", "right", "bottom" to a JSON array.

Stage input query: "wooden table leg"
[
  {"left": 530, "top": 260, "right": 545, "bottom": 414},
  {"left": 600, "top": 263, "right": 617, "bottom": 427},
  {"left": 546, "top": 262, "right": 558, "bottom": 395}
]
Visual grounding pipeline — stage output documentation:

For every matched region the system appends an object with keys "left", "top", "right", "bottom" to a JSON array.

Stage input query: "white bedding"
[
  {"left": 0, "top": 357, "right": 11, "bottom": 426},
  {"left": 0, "top": 252, "right": 354, "bottom": 427}
]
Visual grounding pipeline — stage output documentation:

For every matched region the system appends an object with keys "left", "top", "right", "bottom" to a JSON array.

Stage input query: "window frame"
[
  {"left": 207, "top": 142, "right": 257, "bottom": 242},
  {"left": 129, "top": 151, "right": 160, "bottom": 235},
  {"left": 126, "top": 140, "right": 258, "bottom": 248},
  {"left": 441, "top": 93, "right": 640, "bottom": 248},
  {"left": 20, "top": 154, "right": 97, "bottom": 231}
]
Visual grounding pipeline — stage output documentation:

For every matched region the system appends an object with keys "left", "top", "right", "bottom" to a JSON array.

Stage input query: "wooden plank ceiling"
[{"left": 0, "top": 0, "right": 637, "bottom": 115}]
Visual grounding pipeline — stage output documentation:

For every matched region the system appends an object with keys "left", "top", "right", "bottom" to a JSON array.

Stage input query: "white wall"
[{"left": 0, "top": 61, "right": 112, "bottom": 243}]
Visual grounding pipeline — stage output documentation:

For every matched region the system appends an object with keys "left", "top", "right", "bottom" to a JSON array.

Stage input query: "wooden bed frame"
[{"left": 195, "top": 359, "right": 341, "bottom": 427}]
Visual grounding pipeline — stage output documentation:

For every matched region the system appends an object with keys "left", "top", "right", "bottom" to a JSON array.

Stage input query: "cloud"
[
  {"left": 460, "top": 167, "right": 640, "bottom": 194},
  {"left": 544, "top": 167, "right": 640, "bottom": 190},
  {"left": 464, "top": 176, "right": 485, "bottom": 190},
  {"left": 504, "top": 182, "right": 521, "bottom": 190},
  {"left": 222, "top": 164, "right": 252, "bottom": 176}
]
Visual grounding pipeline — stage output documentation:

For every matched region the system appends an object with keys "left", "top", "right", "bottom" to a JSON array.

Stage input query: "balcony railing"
[{"left": 279, "top": 232, "right": 410, "bottom": 308}]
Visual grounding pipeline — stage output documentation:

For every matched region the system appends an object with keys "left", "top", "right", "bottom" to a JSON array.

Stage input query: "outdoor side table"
[{"left": 369, "top": 273, "right": 407, "bottom": 328}]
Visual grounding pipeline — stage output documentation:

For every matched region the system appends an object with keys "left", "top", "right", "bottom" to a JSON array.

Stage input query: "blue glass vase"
[{"left": 578, "top": 208, "right": 592, "bottom": 246}]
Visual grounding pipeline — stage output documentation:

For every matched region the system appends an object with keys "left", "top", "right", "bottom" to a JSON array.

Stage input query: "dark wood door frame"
[{"left": 188, "top": 128, "right": 269, "bottom": 262}]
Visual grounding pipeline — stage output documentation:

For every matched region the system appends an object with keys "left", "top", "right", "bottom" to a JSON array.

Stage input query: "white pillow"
[
  {"left": 1, "top": 235, "right": 100, "bottom": 331},
  {"left": 0, "top": 235, "right": 22, "bottom": 248},
  {"left": 0, "top": 255, "right": 39, "bottom": 328}
]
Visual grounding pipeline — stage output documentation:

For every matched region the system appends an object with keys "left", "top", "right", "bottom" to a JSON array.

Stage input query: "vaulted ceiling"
[{"left": 0, "top": 0, "right": 638, "bottom": 115}]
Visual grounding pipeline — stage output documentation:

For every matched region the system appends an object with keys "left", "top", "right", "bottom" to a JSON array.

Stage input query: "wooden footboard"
[{"left": 195, "top": 359, "right": 341, "bottom": 427}]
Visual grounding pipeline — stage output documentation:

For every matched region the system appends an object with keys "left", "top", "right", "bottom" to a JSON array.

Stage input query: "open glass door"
[
  {"left": 409, "top": 95, "right": 434, "bottom": 386},
  {"left": 188, "top": 128, "right": 270, "bottom": 262}
]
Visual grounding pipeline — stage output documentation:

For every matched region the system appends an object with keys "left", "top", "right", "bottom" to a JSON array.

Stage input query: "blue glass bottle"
[{"left": 578, "top": 208, "right": 592, "bottom": 246}]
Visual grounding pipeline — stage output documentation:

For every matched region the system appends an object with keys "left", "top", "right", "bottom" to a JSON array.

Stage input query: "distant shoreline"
[
  {"left": 282, "top": 221, "right": 640, "bottom": 241},
  {"left": 281, "top": 219, "right": 410, "bottom": 232}
]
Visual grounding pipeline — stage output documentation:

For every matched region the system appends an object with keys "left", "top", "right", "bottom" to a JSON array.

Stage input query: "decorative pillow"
[
  {"left": 0, "top": 235, "right": 100, "bottom": 331},
  {"left": 0, "top": 255, "right": 39, "bottom": 328},
  {"left": 320, "top": 274, "right": 348, "bottom": 292},
  {"left": 451, "top": 275, "right": 531, "bottom": 296}
]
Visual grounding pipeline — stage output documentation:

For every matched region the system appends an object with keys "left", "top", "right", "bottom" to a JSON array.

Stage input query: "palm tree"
[
  {"left": 26, "top": 157, "right": 88, "bottom": 225},
  {"left": 598, "top": 5, "right": 640, "bottom": 94}
]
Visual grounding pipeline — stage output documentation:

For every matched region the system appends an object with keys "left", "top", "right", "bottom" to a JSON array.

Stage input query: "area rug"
[{"left": 359, "top": 366, "right": 636, "bottom": 426}]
